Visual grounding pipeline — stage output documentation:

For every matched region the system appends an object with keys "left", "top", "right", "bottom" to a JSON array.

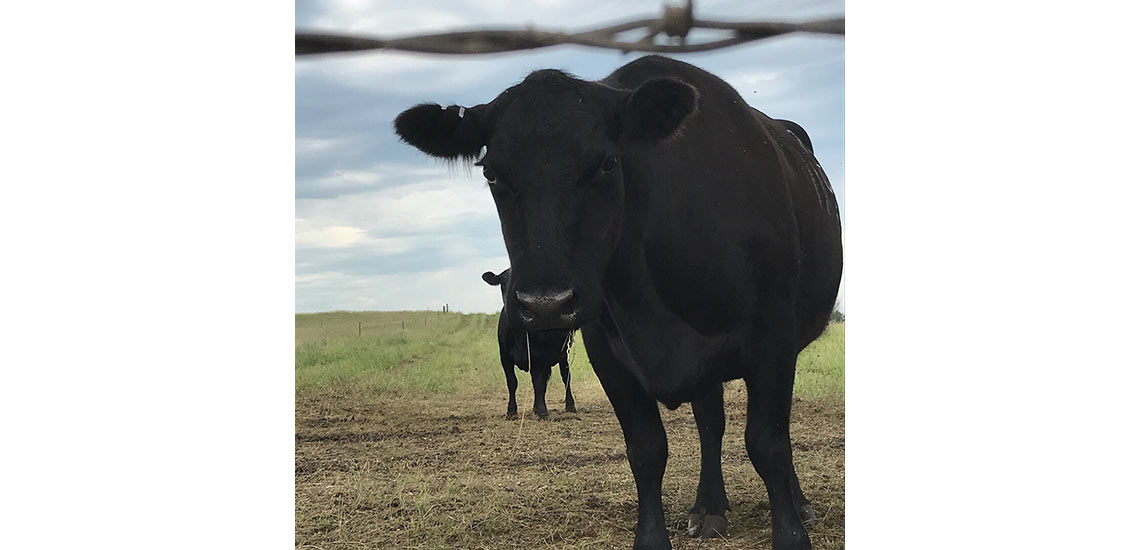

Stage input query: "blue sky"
[{"left": 296, "top": 0, "right": 844, "bottom": 313}]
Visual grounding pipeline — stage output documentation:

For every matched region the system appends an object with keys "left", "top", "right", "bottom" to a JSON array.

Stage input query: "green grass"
[
  {"left": 295, "top": 311, "right": 842, "bottom": 400},
  {"left": 794, "top": 322, "right": 845, "bottom": 398}
]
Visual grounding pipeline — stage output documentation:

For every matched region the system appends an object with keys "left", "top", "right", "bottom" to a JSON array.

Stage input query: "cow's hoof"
[
  {"left": 699, "top": 514, "right": 727, "bottom": 538},
  {"left": 534, "top": 411, "right": 549, "bottom": 420},
  {"left": 773, "top": 530, "right": 812, "bottom": 550},
  {"left": 686, "top": 513, "right": 702, "bottom": 537},
  {"left": 774, "top": 539, "right": 812, "bottom": 550},
  {"left": 798, "top": 503, "right": 818, "bottom": 526},
  {"left": 633, "top": 531, "right": 672, "bottom": 550},
  {"left": 565, "top": 404, "right": 577, "bottom": 413},
  {"left": 506, "top": 411, "right": 518, "bottom": 420}
]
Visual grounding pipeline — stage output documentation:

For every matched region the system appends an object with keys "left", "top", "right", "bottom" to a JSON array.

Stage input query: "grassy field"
[{"left": 296, "top": 311, "right": 844, "bottom": 549}]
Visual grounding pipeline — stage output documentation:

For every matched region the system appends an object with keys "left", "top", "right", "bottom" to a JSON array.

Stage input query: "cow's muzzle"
[{"left": 515, "top": 286, "right": 578, "bottom": 330}]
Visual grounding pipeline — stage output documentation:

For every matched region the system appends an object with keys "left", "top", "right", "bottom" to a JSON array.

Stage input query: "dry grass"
[{"left": 296, "top": 313, "right": 844, "bottom": 549}]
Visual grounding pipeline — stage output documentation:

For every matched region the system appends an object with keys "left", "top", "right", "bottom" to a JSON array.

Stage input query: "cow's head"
[{"left": 397, "top": 69, "right": 697, "bottom": 330}]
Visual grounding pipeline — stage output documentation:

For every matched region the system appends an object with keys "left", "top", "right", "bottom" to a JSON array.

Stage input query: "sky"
[{"left": 295, "top": 0, "right": 844, "bottom": 314}]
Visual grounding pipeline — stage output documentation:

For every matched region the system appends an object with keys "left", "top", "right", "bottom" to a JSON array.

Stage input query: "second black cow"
[{"left": 483, "top": 268, "right": 575, "bottom": 419}]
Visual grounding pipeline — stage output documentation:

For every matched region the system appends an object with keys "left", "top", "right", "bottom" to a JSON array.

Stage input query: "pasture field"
[{"left": 296, "top": 311, "right": 844, "bottom": 549}]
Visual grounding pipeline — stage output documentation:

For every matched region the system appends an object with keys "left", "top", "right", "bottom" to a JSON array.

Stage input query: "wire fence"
[{"left": 296, "top": 1, "right": 843, "bottom": 57}]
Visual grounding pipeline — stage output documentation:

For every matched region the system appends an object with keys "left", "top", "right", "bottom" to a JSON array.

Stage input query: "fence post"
[{"left": 358, "top": 321, "right": 362, "bottom": 337}]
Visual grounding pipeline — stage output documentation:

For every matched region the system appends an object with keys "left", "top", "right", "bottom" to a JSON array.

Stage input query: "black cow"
[
  {"left": 483, "top": 268, "right": 575, "bottom": 419},
  {"left": 395, "top": 55, "right": 842, "bottom": 550}
]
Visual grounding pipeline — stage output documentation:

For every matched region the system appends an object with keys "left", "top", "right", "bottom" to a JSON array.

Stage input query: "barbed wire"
[{"left": 296, "top": 0, "right": 843, "bottom": 57}]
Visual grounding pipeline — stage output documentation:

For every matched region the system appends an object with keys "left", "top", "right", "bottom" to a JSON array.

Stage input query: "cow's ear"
[
  {"left": 394, "top": 103, "right": 487, "bottom": 160},
  {"left": 621, "top": 79, "right": 698, "bottom": 143},
  {"left": 482, "top": 271, "right": 500, "bottom": 286}
]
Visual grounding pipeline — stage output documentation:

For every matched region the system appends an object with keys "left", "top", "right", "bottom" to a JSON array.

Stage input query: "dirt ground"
[{"left": 296, "top": 381, "right": 844, "bottom": 549}]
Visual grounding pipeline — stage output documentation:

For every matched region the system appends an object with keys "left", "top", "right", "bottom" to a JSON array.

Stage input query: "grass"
[
  {"left": 296, "top": 312, "right": 844, "bottom": 549},
  {"left": 295, "top": 311, "right": 841, "bottom": 399}
]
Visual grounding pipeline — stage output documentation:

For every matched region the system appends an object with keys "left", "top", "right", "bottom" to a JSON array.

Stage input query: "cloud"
[
  {"left": 297, "top": 174, "right": 495, "bottom": 236},
  {"left": 298, "top": 161, "right": 455, "bottom": 199},
  {"left": 296, "top": 137, "right": 350, "bottom": 156},
  {"left": 294, "top": 220, "right": 426, "bottom": 254},
  {"left": 295, "top": 222, "right": 370, "bottom": 248}
]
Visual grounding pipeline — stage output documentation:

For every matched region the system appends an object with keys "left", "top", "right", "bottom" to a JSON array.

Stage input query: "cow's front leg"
[
  {"left": 501, "top": 353, "right": 519, "bottom": 419},
  {"left": 583, "top": 323, "right": 670, "bottom": 550}
]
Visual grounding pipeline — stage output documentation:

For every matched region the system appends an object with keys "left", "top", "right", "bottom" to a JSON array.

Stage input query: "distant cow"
[
  {"left": 483, "top": 268, "right": 575, "bottom": 419},
  {"left": 397, "top": 55, "right": 841, "bottom": 550}
]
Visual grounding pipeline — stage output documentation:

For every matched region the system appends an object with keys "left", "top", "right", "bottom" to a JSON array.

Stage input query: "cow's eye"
[
  {"left": 600, "top": 156, "right": 618, "bottom": 174},
  {"left": 482, "top": 166, "right": 497, "bottom": 184}
]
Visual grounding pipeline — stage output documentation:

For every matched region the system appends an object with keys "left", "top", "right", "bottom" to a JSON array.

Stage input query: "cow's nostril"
[{"left": 516, "top": 287, "right": 575, "bottom": 315}]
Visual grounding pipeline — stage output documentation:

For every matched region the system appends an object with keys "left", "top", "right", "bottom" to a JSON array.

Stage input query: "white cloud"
[
  {"left": 294, "top": 222, "right": 369, "bottom": 248},
  {"left": 295, "top": 137, "right": 349, "bottom": 156},
  {"left": 294, "top": 220, "right": 421, "bottom": 255},
  {"left": 304, "top": 163, "right": 445, "bottom": 189},
  {"left": 296, "top": 174, "right": 496, "bottom": 237}
]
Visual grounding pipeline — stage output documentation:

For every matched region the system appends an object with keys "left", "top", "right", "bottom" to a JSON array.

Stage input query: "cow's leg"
[
  {"left": 687, "top": 383, "right": 729, "bottom": 539},
  {"left": 743, "top": 327, "right": 812, "bottom": 550},
  {"left": 501, "top": 355, "right": 519, "bottom": 419},
  {"left": 531, "top": 364, "right": 551, "bottom": 419},
  {"left": 583, "top": 323, "right": 670, "bottom": 550},
  {"left": 559, "top": 358, "right": 576, "bottom": 413}
]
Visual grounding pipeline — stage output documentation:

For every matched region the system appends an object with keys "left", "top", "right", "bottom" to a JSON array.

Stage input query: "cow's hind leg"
[
  {"left": 559, "top": 358, "right": 576, "bottom": 413},
  {"left": 687, "top": 383, "right": 729, "bottom": 539},
  {"left": 502, "top": 355, "right": 519, "bottom": 419},
  {"left": 743, "top": 325, "right": 812, "bottom": 550},
  {"left": 583, "top": 323, "right": 670, "bottom": 550},
  {"left": 531, "top": 365, "right": 552, "bottom": 419}
]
